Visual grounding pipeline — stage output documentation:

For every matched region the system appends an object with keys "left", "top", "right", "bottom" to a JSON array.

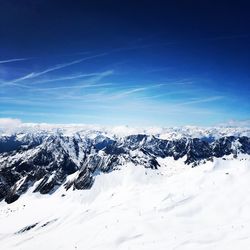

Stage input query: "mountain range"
[{"left": 1, "top": 125, "right": 249, "bottom": 204}]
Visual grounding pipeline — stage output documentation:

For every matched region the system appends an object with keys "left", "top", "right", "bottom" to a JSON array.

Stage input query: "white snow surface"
[
  {"left": 1, "top": 156, "right": 250, "bottom": 250},
  {"left": 0, "top": 123, "right": 250, "bottom": 139}
]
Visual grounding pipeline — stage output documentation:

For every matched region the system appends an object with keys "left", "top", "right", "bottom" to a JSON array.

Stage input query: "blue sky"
[{"left": 0, "top": 0, "right": 249, "bottom": 126}]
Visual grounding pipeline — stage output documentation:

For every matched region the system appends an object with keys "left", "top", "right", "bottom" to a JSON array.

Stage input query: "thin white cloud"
[
  {"left": 30, "top": 72, "right": 111, "bottom": 84},
  {"left": 105, "top": 83, "right": 167, "bottom": 101},
  {"left": 177, "top": 96, "right": 224, "bottom": 106},
  {"left": 11, "top": 53, "right": 108, "bottom": 83},
  {"left": 0, "top": 58, "right": 28, "bottom": 64},
  {"left": 25, "top": 70, "right": 114, "bottom": 94},
  {"left": 1, "top": 67, "right": 112, "bottom": 89},
  {"left": 114, "top": 87, "right": 147, "bottom": 97},
  {"left": 33, "top": 83, "right": 113, "bottom": 92},
  {"left": 103, "top": 87, "right": 149, "bottom": 101},
  {"left": 0, "top": 81, "right": 28, "bottom": 88}
]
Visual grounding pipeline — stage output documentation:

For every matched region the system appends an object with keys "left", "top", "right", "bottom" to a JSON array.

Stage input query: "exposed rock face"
[{"left": 0, "top": 131, "right": 250, "bottom": 203}]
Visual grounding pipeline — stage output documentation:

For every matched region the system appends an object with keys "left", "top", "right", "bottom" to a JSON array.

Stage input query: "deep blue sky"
[{"left": 0, "top": 0, "right": 249, "bottom": 126}]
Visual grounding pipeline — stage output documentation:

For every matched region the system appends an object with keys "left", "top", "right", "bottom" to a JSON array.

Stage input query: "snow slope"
[{"left": 0, "top": 156, "right": 250, "bottom": 250}]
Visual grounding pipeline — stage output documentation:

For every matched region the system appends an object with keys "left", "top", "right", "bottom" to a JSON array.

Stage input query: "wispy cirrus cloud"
[
  {"left": 108, "top": 87, "right": 147, "bottom": 100},
  {"left": 93, "top": 83, "right": 166, "bottom": 101},
  {"left": 27, "top": 69, "right": 113, "bottom": 89},
  {"left": 0, "top": 48, "right": 243, "bottom": 127},
  {"left": 176, "top": 96, "right": 224, "bottom": 106},
  {"left": 30, "top": 71, "right": 112, "bottom": 84},
  {"left": 11, "top": 53, "right": 108, "bottom": 83},
  {"left": 0, "top": 69, "right": 115, "bottom": 103},
  {"left": 41, "top": 81, "right": 192, "bottom": 102},
  {"left": 33, "top": 83, "right": 113, "bottom": 92},
  {"left": 0, "top": 58, "right": 28, "bottom": 64},
  {"left": 1, "top": 67, "right": 113, "bottom": 90}
]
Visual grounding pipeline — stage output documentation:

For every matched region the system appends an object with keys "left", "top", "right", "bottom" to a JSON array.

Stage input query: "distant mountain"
[{"left": 0, "top": 125, "right": 250, "bottom": 203}]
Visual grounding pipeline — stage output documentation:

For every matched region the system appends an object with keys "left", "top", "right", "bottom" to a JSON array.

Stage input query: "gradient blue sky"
[{"left": 0, "top": 0, "right": 249, "bottom": 126}]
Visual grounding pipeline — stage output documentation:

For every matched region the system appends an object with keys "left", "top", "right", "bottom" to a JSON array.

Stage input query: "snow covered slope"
[{"left": 0, "top": 156, "right": 250, "bottom": 250}]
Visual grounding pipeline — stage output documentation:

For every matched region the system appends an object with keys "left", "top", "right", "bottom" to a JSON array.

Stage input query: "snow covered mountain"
[
  {"left": 1, "top": 125, "right": 250, "bottom": 250},
  {"left": 0, "top": 125, "right": 250, "bottom": 204}
]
